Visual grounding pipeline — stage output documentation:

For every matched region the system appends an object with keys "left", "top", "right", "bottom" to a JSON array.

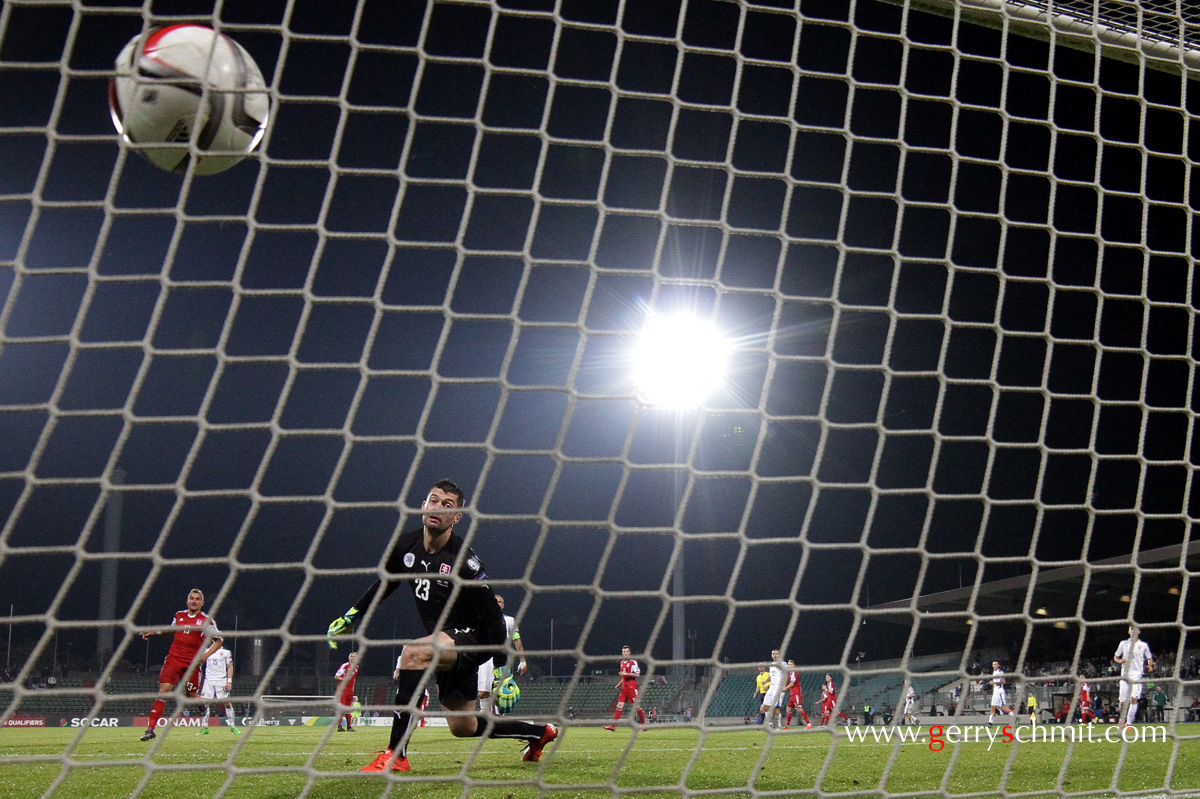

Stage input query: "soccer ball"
[{"left": 109, "top": 25, "right": 270, "bottom": 175}]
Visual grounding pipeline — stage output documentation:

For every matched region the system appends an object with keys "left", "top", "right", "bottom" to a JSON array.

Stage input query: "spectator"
[{"left": 1152, "top": 686, "right": 1168, "bottom": 722}]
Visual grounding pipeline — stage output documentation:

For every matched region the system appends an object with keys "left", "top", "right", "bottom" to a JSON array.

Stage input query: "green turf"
[{"left": 0, "top": 724, "right": 1197, "bottom": 799}]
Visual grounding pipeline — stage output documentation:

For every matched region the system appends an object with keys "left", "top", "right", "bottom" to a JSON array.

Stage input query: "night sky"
[{"left": 0, "top": 0, "right": 1196, "bottom": 684}]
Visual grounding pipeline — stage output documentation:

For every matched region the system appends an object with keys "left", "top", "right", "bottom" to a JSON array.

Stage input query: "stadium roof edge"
[{"left": 866, "top": 539, "right": 1200, "bottom": 620}]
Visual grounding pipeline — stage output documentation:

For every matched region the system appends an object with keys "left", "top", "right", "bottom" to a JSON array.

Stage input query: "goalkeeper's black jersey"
[{"left": 353, "top": 528, "right": 506, "bottom": 645}]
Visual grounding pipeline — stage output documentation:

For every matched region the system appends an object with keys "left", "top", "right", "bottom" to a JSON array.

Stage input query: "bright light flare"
[{"left": 632, "top": 313, "right": 732, "bottom": 408}]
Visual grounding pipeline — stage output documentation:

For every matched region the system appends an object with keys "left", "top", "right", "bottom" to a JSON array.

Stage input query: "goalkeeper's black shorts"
[{"left": 435, "top": 627, "right": 504, "bottom": 704}]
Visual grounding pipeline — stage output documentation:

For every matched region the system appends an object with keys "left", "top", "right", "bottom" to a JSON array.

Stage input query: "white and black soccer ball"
[{"left": 109, "top": 24, "right": 270, "bottom": 175}]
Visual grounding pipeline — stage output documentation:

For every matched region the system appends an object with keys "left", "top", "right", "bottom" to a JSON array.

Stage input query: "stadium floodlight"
[{"left": 631, "top": 312, "right": 732, "bottom": 408}]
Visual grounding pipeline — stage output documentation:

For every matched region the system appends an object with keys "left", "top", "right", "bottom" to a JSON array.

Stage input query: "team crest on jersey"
[
  {"left": 467, "top": 557, "right": 480, "bottom": 571},
  {"left": 440, "top": 564, "right": 451, "bottom": 575},
  {"left": 403, "top": 553, "right": 415, "bottom": 567}
]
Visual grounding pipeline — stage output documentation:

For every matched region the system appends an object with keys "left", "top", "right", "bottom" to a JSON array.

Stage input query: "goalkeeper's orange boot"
[
  {"left": 360, "top": 749, "right": 410, "bottom": 773},
  {"left": 522, "top": 723, "right": 558, "bottom": 762}
]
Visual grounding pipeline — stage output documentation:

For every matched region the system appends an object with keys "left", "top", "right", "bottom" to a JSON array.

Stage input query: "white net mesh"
[{"left": 0, "top": 0, "right": 1197, "bottom": 796}]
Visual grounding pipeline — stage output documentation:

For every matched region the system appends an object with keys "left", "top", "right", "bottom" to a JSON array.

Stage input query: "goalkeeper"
[{"left": 327, "top": 479, "right": 557, "bottom": 774}]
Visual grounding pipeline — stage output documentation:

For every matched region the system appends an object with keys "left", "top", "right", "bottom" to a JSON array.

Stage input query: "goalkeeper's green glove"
[
  {"left": 327, "top": 607, "right": 360, "bottom": 650},
  {"left": 495, "top": 674, "right": 521, "bottom": 714}
]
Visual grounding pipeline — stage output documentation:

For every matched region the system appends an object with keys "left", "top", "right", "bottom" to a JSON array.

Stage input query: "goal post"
[
  {"left": 891, "top": 0, "right": 1200, "bottom": 74},
  {"left": 0, "top": 0, "right": 1197, "bottom": 795}
]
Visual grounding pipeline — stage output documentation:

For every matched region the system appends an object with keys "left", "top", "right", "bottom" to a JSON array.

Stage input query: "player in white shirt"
[
  {"left": 759, "top": 650, "right": 786, "bottom": 729},
  {"left": 476, "top": 595, "right": 527, "bottom": 713},
  {"left": 987, "top": 661, "right": 1015, "bottom": 724},
  {"left": 198, "top": 646, "right": 239, "bottom": 734},
  {"left": 1114, "top": 623, "right": 1154, "bottom": 729},
  {"left": 902, "top": 685, "right": 917, "bottom": 725}
]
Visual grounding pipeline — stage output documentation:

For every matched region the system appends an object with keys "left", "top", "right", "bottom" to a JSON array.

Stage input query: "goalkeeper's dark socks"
[
  {"left": 394, "top": 670, "right": 423, "bottom": 710},
  {"left": 388, "top": 669, "right": 424, "bottom": 755},
  {"left": 479, "top": 717, "right": 546, "bottom": 742},
  {"left": 388, "top": 711, "right": 413, "bottom": 755}
]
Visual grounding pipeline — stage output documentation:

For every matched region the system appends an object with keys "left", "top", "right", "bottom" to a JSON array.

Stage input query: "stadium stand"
[{"left": 703, "top": 673, "right": 756, "bottom": 719}]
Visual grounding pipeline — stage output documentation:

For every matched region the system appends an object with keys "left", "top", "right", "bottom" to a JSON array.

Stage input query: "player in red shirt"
[
  {"left": 140, "top": 589, "right": 223, "bottom": 741},
  {"left": 603, "top": 645, "right": 647, "bottom": 730},
  {"left": 784, "top": 660, "right": 812, "bottom": 729},
  {"left": 819, "top": 673, "right": 850, "bottom": 726},
  {"left": 1079, "top": 679, "right": 1096, "bottom": 724},
  {"left": 335, "top": 651, "right": 359, "bottom": 731}
]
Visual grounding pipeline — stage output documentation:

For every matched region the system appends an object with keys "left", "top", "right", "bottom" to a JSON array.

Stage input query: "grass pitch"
[{"left": 1, "top": 723, "right": 1198, "bottom": 799}]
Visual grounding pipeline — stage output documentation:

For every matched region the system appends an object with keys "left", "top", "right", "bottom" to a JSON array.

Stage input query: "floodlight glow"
[{"left": 632, "top": 313, "right": 732, "bottom": 408}]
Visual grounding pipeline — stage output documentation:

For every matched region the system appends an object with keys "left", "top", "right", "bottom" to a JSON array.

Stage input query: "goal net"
[{"left": 1, "top": 0, "right": 1197, "bottom": 795}]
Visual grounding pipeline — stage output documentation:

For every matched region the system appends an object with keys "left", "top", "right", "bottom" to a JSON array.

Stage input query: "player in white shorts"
[
  {"left": 1114, "top": 624, "right": 1154, "bottom": 729},
  {"left": 987, "top": 661, "right": 1014, "bottom": 724},
  {"left": 759, "top": 649, "right": 785, "bottom": 729},
  {"left": 475, "top": 595, "right": 527, "bottom": 713},
  {"left": 198, "top": 646, "right": 239, "bottom": 734},
  {"left": 477, "top": 654, "right": 496, "bottom": 709},
  {"left": 902, "top": 685, "right": 917, "bottom": 725}
]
